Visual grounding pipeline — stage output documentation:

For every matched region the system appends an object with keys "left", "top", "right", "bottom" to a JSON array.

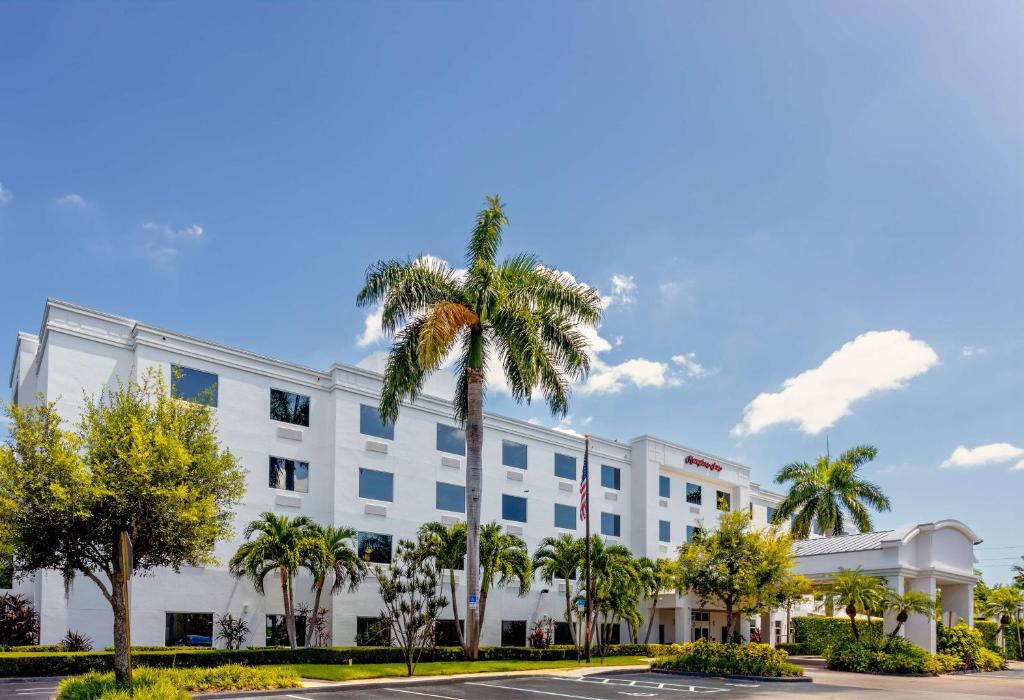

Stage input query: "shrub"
[
  {"left": 651, "top": 640, "right": 803, "bottom": 678},
  {"left": 775, "top": 642, "right": 812, "bottom": 656},
  {"left": 975, "top": 619, "right": 1021, "bottom": 659},
  {"left": 937, "top": 622, "right": 985, "bottom": 670},
  {"left": 57, "top": 665, "right": 300, "bottom": 700},
  {"left": 825, "top": 637, "right": 953, "bottom": 675},
  {"left": 0, "top": 593, "right": 39, "bottom": 647},
  {"left": 977, "top": 648, "right": 1006, "bottom": 671},
  {"left": 61, "top": 631, "right": 95, "bottom": 653},
  {"left": 792, "top": 617, "right": 882, "bottom": 654}
]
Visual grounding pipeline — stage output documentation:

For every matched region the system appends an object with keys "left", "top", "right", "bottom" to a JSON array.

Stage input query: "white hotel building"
[{"left": 5, "top": 300, "right": 979, "bottom": 652}]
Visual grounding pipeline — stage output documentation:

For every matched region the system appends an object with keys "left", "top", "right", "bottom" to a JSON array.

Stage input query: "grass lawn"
[{"left": 271, "top": 656, "right": 651, "bottom": 682}]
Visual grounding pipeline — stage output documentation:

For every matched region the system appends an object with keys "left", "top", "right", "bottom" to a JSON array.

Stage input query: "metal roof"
[{"left": 792, "top": 530, "right": 894, "bottom": 557}]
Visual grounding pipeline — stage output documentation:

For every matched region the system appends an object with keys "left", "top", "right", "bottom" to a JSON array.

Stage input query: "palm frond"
[
  {"left": 465, "top": 195, "right": 508, "bottom": 270},
  {"left": 417, "top": 302, "right": 478, "bottom": 370}
]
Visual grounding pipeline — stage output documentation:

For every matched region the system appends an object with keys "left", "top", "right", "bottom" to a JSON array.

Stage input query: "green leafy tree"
[
  {"left": 819, "top": 567, "right": 886, "bottom": 640},
  {"left": 773, "top": 445, "right": 891, "bottom": 538},
  {"left": 532, "top": 534, "right": 584, "bottom": 647},
  {"left": 882, "top": 589, "right": 935, "bottom": 649},
  {"left": 983, "top": 586, "right": 1024, "bottom": 657},
  {"left": 478, "top": 522, "right": 532, "bottom": 639},
  {"left": 677, "top": 510, "right": 795, "bottom": 642},
  {"left": 356, "top": 196, "right": 602, "bottom": 656},
  {"left": 229, "top": 513, "right": 322, "bottom": 649},
  {"left": 418, "top": 520, "right": 469, "bottom": 653},
  {"left": 773, "top": 574, "right": 813, "bottom": 644},
  {"left": 301, "top": 524, "right": 366, "bottom": 646},
  {"left": 0, "top": 371, "right": 244, "bottom": 682}
]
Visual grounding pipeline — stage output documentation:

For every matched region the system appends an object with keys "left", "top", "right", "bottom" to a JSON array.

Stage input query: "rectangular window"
[
  {"left": 554, "top": 453, "right": 576, "bottom": 480},
  {"left": 553, "top": 621, "right": 573, "bottom": 645},
  {"left": 501, "top": 620, "right": 527, "bottom": 647},
  {"left": 502, "top": 494, "right": 528, "bottom": 523},
  {"left": 436, "top": 482, "right": 466, "bottom": 513},
  {"left": 171, "top": 365, "right": 218, "bottom": 407},
  {"left": 599, "top": 622, "right": 621, "bottom": 645},
  {"left": 0, "top": 557, "right": 12, "bottom": 589},
  {"left": 359, "top": 404, "right": 394, "bottom": 440},
  {"left": 357, "top": 532, "right": 393, "bottom": 564},
  {"left": 601, "top": 464, "right": 621, "bottom": 490},
  {"left": 270, "top": 388, "right": 310, "bottom": 427},
  {"left": 433, "top": 619, "right": 465, "bottom": 646},
  {"left": 266, "top": 614, "right": 307, "bottom": 647},
  {"left": 554, "top": 503, "right": 576, "bottom": 530},
  {"left": 717, "top": 490, "right": 731, "bottom": 511},
  {"left": 687, "top": 526, "right": 701, "bottom": 543},
  {"left": 686, "top": 483, "right": 702, "bottom": 505},
  {"left": 356, "top": 616, "right": 391, "bottom": 646},
  {"left": 659, "top": 520, "right": 671, "bottom": 543},
  {"left": 659, "top": 475, "right": 671, "bottom": 498},
  {"left": 601, "top": 512, "right": 621, "bottom": 537},
  {"left": 269, "top": 456, "right": 309, "bottom": 493},
  {"left": 502, "top": 440, "right": 528, "bottom": 469},
  {"left": 359, "top": 468, "right": 394, "bottom": 502},
  {"left": 436, "top": 424, "right": 466, "bottom": 456},
  {"left": 165, "top": 612, "right": 213, "bottom": 647},
  {"left": 767, "top": 506, "right": 778, "bottom": 524}
]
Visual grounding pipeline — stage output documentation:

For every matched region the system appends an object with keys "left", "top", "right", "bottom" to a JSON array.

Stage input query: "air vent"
[
  {"left": 441, "top": 457, "right": 461, "bottom": 470},
  {"left": 558, "top": 482, "right": 573, "bottom": 493},
  {"left": 274, "top": 494, "right": 301, "bottom": 509},
  {"left": 659, "top": 498, "right": 668, "bottom": 508},
  {"left": 506, "top": 470, "right": 524, "bottom": 482},
  {"left": 365, "top": 440, "right": 388, "bottom": 454},
  {"left": 441, "top": 516, "right": 463, "bottom": 527},
  {"left": 689, "top": 506, "right": 700, "bottom": 514},
  {"left": 364, "top": 503, "right": 387, "bottom": 517},
  {"left": 604, "top": 492, "right": 618, "bottom": 502},
  {"left": 507, "top": 525, "right": 524, "bottom": 537},
  {"left": 276, "top": 427, "right": 302, "bottom": 441}
]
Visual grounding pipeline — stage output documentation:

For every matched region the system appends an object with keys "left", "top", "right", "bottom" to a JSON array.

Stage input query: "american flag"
[{"left": 579, "top": 446, "right": 589, "bottom": 521}]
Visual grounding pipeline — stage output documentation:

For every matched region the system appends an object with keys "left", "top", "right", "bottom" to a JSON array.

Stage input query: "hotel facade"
[{"left": 5, "top": 300, "right": 978, "bottom": 652}]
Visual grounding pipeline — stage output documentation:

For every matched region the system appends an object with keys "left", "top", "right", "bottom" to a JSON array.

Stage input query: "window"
[
  {"left": 767, "top": 506, "right": 778, "bottom": 524},
  {"left": 717, "top": 490, "right": 731, "bottom": 511},
  {"left": 357, "top": 532, "right": 393, "bottom": 564},
  {"left": 434, "top": 619, "right": 465, "bottom": 646},
  {"left": 165, "top": 612, "right": 213, "bottom": 647},
  {"left": 502, "top": 494, "right": 528, "bottom": 523},
  {"left": 659, "top": 475, "right": 671, "bottom": 498},
  {"left": 266, "top": 614, "right": 306, "bottom": 647},
  {"left": 359, "top": 468, "right": 394, "bottom": 501},
  {"left": 270, "top": 388, "right": 309, "bottom": 426},
  {"left": 554, "top": 503, "right": 576, "bottom": 530},
  {"left": 554, "top": 622, "right": 573, "bottom": 645},
  {"left": 501, "top": 620, "right": 527, "bottom": 647},
  {"left": 356, "top": 616, "right": 391, "bottom": 646},
  {"left": 686, "top": 526, "right": 701, "bottom": 543},
  {"left": 0, "top": 557, "right": 12, "bottom": 589},
  {"left": 659, "top": 520, "right": 671, "bottom": 543},
  {"left": 171, "top": 365, "right": 218, "bottom": 407},
  {"left": 601, "top": 512, "right": 621, "bottom": 537},
  {"left": 502, "top": 440, "right": 528, "bottom": 469},
  {"left": 269, "top": 456, "right": 309, "bottom": 493},
  {"left": 686, "top": 483, "right": 702, "bottom": 505},
  {"left": 436, "top": 482, "right": 466, "bottom": 513},
  {"left": 359, "top": 404, "right": 394, "bottom": 440},
  {"left": 601, "top": 464, "right": 621, "bottom": 490},
  {"left": 554, "top": 453, "right": 576, "bottom": 480},
  {"left": 599, "top": 622, "right": 620, "bottom": 645},
  {"left": 436, "top": 424, "right": 466, "bottom": 455}
]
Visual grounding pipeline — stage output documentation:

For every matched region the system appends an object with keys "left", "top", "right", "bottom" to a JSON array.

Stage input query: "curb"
[
  {"left": 650, "top": 668, "right": 812, "bottom": 683},
  {"left": 0, "top": 676, "right": 66, "bottom": 685}
]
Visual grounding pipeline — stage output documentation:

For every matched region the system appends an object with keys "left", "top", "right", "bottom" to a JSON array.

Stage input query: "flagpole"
[{"left": 583, "top": 434, "right": 592, "bottom": 663}]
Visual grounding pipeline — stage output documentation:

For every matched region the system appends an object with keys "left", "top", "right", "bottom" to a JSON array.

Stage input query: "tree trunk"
[
  {"left": 111, "top": 571, "right": 130, "bottom": 684},
  {"left": 449, "top": 569, "right": 467, "bottom": 654},
  {"left": 477, "top": 585, "right": 490, "bottom": 645},
  {"left": 564, "top": 581, "right": 577, "bottom": 646},
  {"left": 785, "top": 606, "right": 792, "bottom": 644},
  {"left": 644, "top": 598, "right": 658, "bottom": 644},
  {"left": 1016, "top": 610, "right": 1023, "bottom": 661},
  {"left": 465, "top": 364, "right": 485, "bottom": 658},
  {"left": 306, "top": 575, "right": 324, "bottom": 646},
  {"left": 279, "top": 567, "right": 296, "bottom": 648}
]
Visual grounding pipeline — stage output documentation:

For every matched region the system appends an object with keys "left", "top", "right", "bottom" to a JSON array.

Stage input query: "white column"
[
  {"left": 906, "top": 576, "right": 937, "bottom": 653},
  {"left": 941, "top": 583, "right": 973, "bottom": 628},
  {"left": 674, "top": 598, "right": 690, "bottom": 643},
  {"left": 883, "top": 574, "right": 904, "bottom": 641}
]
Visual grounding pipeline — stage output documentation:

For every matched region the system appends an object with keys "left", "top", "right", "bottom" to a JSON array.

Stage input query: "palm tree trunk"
[
  {"left": 465, "top": 362, "right": 485, "bottom": 658},
  {"left": 644, "top": 597, "right": 658, "bottom": 644},
  {"left": 449, "top": 569, "right": 467, "bottom": 654},
  {"left": 279, "top": 567, "right": 296, "bottom": 649},
  {"left": 306, "top": 574, "right": 325, "bottom": 646},
  {"left": 564, "top": 580, "right": 577, "bottom": 646}
]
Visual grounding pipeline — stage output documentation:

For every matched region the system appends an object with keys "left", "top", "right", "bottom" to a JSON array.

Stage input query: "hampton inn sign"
[{"left": 685, "top": 455, "right": 723, "bottom": 472}]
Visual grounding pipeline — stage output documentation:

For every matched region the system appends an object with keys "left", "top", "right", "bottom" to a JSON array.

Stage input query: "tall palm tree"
[
  {"left": 229, "top": 513, "right": 321, "bottom": 648},
  {"left": 532, "top": 535, "right": 584, "bottom": 646},
  {"left": 301, "top": 524, "right": 366, "bottom": 646},
  {"left": 820, "top": 567, "right": 886, "bottom": 640},
  {"left": 883, "top": 589, "right": 935, "bottom": 649},
  {"left": 983, "top": 586, "right": 1024, "bottom": 657},
  {"left": 584, "top": 538, "right": 637, "bottom": 652},
  {"left": 478, "top": 522, "right": 532, "bottom": 639},
  {"left": 419, "top": 520, "right": 469, "bottom": 653},
  {"left": 357, "top": 196, "right": 602, "bottom": 656},
  {"left": 773, "top": 445, "right": 891, "bottom": 538},
  {"left": 634, "top": 557, "right": 665, "bottom": 644}
]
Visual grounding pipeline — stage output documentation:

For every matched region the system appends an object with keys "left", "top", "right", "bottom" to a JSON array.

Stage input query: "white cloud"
[
  {"left": 55, "top": 193, "right": 91, "bottom": 208},
  {"left": 961, "top": 346, "right": 987, "bottom": 359},
  {"left": 143, "top": 221, "right": 205, "bottom": 239},
  {"left": 356, "top": 305, "right": 386, "bottom": 347},
  {"left": 0, "top": 182, "right": 11, "bottom": 205},
  {"left": 940, "top": 443, "right": 1024, "bottom": 469},
  {"left": 732, "top": 330, "right": 940, "bottom": 437},
  {"left": 609, "top": 274, "right": 636, "bottom": 305},
  {"left": 672, "top": 353, "right": 707, "bottom": 378},
  {"left": 580, "top": 357, "right": 670, "bottom": 394},
  {"left": 1014, "top": 460, "right": 1024, "bottom": 471},
  {"left": 143, "top": 246, "right": 180, "bottom": 269}
]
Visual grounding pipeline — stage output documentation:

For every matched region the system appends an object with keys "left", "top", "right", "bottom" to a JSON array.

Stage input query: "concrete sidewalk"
[{"left": 298, "top": 662, "right": 649, "bottom": 688}]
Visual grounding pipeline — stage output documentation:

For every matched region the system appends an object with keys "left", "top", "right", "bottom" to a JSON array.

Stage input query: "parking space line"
[
  {"left": 285, "top": 694, "right": 317, "bottom": 700},
  {"left": 561, "top": 676, "right": 728, "bottom": 694},
  {"left": 466, "top": 681, "right": 606, "bottom": 700},
  {"left": 385, "top": 688, "right": 462, "bottom": 700}
]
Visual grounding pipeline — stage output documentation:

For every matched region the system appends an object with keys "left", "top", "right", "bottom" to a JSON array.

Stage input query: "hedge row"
[
  {"left": 652, "top": 641, "right": 803, "bottom": 678},
  {"left": 974, "top": 620, "right": 1022, "bottom": 659},
  {"left": 0, "top": 643, "right": 678, "bottom": 677},
  {"left": 792, "top": 617, "right": 883, "bottom": 655}
]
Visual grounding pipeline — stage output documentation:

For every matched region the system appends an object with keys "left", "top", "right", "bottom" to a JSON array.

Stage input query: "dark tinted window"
[
  {"left": 717, "top": 490, "right": 731, "bottom": 511},
  {"left": 502, "top": 440, "right": 528, "bottom": 469},
  {"left": 601, "top": 464, "right": 621, "bottom": 490},
  {"left": 554, "top": 503, "right": 576, "bottom": 530},
  {"left": 356, "top": 616, "right": 391, "bottom": 646},
  {"left": 659, "top": 520, "right": 671, "bottom": 543},
  {"left": 501, "top": 620, "right": 527, "bottom": 647},
  {"left": 502, "top": 494, "right": 528, "bottom": 523},
  {"left": 436, "top": 482, "right": 466, "bottom": 513},
  {"left": 171, "top": 365, "right": 218, "bottom": 407},
  {"left": 601, "top": 512, "right": 621, "bottom": 537},
  {"left": 599, "top": 622, "right": 620, "bottom": 645},
  {"left": 270, "top": 389, "right": 309, "bottom": 426},
  {"left": 436, "top": 424, "right": 466, "bottom": 455},
  {"left": 359, "top": 468, "right": 394, "bottom": 501},
  {"left": 434, "top": 619, "right": 465, "bottom": 646},
  {"left": 554, "top": 453, "right": 576, "bottom": 480},
  {"left": 269, "top": 457, "right": 309, "bottom": 493},
  {"left": 687, "top": 526, "right": 701, "bottom": 543},
  {"left": 767, "top": 506, "right": 778, "bottom": 524},
  {"left": 266, "top": 614, "right": 306, "bottom": 647},
  {"left": 357, "top": 532, "right": 393, "bottom": 564},
  {"left": 659, "top": 475, "right": 671, "bottom": 498},
  {"left": 686, "top": 483, "right": 702, "bottom": 505},
  {"left": 165, "top": 613, "right": 213, "bottom": 647},
  {"left": 359, "top": 404, "right": 394, "bottom": 440},
  {"left": 553, "top": 621, "right": 573, "bottom": 645}
]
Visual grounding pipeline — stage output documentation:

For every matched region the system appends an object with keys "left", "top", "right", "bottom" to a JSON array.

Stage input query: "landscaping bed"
[
  {"left": 651, "top": 641, "right": 804, "bottom": 679},
  {"left": 56, "top": 665, "right": 300, "bottom": 700}
]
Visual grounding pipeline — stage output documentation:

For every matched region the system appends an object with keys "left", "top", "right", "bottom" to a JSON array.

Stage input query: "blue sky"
[{"left": 1, "top": 2, "right": 1021, "bottom": 584}]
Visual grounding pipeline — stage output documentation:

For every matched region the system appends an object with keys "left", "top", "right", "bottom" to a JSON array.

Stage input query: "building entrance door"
[{"left": 691, "top": 610, "right": 710, "bottom": 641}]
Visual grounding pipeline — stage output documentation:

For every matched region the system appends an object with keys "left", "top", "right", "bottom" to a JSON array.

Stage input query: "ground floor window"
[
  {"left": 266, "top": 614, "right": 307, "bottom": 647},
  {"left": 598, "top": 622, "right": 620, "bottom": 645},
  {"left": 165, "top": 612, "right": 213, "bottom": 647},
  {"left": 774, "top": 619, "right": 783, "bottom": 645},
  {"left": 553, "top": 621, "right": 574, "bottom": 645},
  {"left": 356, "top": 616, "right": 391, "bottom": 646},
  {"left": 691, "top": 610, "right": 710, "bottom": 642},
  {"left": 501, "top": 619, "right": 527, "bottom": 646},
  {"left": 434, "top": 619, "right": 464, "bottom": 646}
]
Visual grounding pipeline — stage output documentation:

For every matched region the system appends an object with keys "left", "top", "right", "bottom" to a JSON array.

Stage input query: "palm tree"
[
  {"left": 820, "top": 567, "right": 886, "bottom": 640},
  {"left": 773, "top": 445, "right": 891, "bottom": 538},
  {"left": 533, "top": 535, "right": 584, "bottom": 646},
  {"left": 478, "top": 522, "right": 532, "bottom": 639},
  {"left": 983, "top": 586, "right": 1024, "bottom": 657},
  {"left": 229, "top": 513, "right": 321, "bottom": 648},
  {"left": 883, "top": 589, "right": 935, "bottom": 649},
  {"left": 356, "top": 196, "right": 602, "bottom": 657},
  {"left": 637, "top": 557, "right": 674, "bottom": 644},
  {"left": 419, "top": 520, "right": 469, "bottom": 653},
  {"left": 302, "top": 524, "right": 366, "bottom": 646},
  {"left": 585, "top": 538, "right": 638, "bottom": 653}
]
